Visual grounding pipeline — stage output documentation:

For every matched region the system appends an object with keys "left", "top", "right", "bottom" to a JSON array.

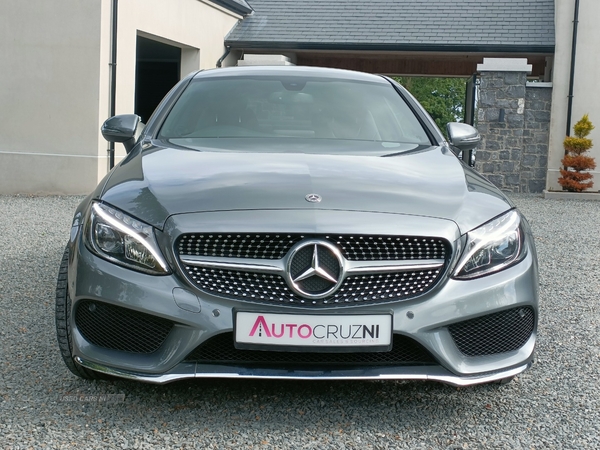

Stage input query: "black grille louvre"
[
  {"left": 177, "top": 234, "right": 448, "bottom": 261},
  {"left": 185, "top": 333, "right": 436, "bottom": 366},
  {"left": 449, "top": 307, "right": 535, "bottom": 357},
  {"left": 183, "top": 266, "right": 442, "bottom": 307},
  {"left": 75, "top": 300, "right": 173, "bottom": 354}
]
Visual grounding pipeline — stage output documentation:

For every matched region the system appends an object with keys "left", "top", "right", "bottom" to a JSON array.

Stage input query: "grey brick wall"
[
  {"left": 475, "top": 72, "right": 551, "bottom": 193},
  {"left": 522, "top": 86, "right": 551, "bottom": 193}
]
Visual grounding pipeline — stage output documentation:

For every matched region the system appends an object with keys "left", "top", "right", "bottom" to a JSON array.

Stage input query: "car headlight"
[
  {"left": 84, "top": 202, "right": 170, "bottom": 275},
  {"left": 453, "top": 210, "right": 526, "bottom": 279}
]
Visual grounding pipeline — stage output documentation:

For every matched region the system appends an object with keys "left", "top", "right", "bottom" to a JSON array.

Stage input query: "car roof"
[{"left": 193, "top": 65, "right": 389, "bottom": 84}]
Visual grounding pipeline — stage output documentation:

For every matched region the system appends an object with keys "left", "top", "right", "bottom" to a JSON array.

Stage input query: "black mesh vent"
[
  {"left": 177, "top": 234, "right": 448, "bottom": 261},
  {"left": 448, "top": 307, "right": 535, "bottom": 357},
  {"left": 185, "top": 333, "right": 436, "bottom": 366},
  {"left": 75, "top": 300, "right": 173, "bottom": 354},
  {"left": 182, "top": 266, "right": 442, "bottom": 307}
]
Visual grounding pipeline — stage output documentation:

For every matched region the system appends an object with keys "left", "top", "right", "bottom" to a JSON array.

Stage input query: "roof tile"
[{"left": 226, "top": 0, "right": 554, "bottom": 50}]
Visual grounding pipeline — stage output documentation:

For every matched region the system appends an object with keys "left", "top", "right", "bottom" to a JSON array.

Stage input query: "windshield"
[{"left": 158, "top": 76, "right": 431, "bottom": 145}]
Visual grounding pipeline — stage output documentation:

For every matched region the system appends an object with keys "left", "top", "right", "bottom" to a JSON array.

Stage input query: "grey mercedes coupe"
[{"left": 56, "top": 66, "right": 538, "bottom": 386}]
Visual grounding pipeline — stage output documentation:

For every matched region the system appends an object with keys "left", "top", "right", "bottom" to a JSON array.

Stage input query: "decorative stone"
[{"left": 475, "top": 63, "right": 551, "bottom": 193}]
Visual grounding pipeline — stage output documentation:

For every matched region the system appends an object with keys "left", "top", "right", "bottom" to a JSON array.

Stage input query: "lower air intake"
[
  {"left": 75, "top": 300, "right": 173, "bottom": 354},
  {"left": 185, "top": 333, "right": 436, "bottom": 367},
  {"left": 449, "top": 306, "right": 535, "bottom": 357}
]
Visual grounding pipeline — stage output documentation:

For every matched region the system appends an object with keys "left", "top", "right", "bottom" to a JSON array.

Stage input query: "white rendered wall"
[
  {"left": 0, "top": 0, "right": 104, "bottom": 194},
  {"left": 0, "top": 0, "right": 241, "bottom": 194},
  {"left": 547, "top": 0, "right": 600, "bottom": 191},
  {"left": 107, "top": 0, "right": 241, "bottom": 168}
]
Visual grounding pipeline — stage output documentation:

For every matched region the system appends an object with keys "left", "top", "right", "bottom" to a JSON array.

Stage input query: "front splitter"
[{"left": 74, "top": 357, "right": 531, "bottom": 387}]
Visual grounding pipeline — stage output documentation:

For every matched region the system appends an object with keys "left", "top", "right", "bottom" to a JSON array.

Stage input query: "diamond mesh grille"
[
  {"left": 178, "top": 234, "right": 303, "bottom": 259},
  {"left": 182, "top": 266, "right": 442, "bottom": 307},
  {"left": 177, "top": 234, "right": 448, "bottom": 261},
  {"left": 332, "top": 235, "right": 447, "bottom": 260},
  {"left": 185, "top": 333, "right": 436, "bottom": 366},
  {"left": 448, "top": 307, "right": 535, "bottom": 357},
  {"left": 75, "top": 300, "right": 173, "bottom": 354}
]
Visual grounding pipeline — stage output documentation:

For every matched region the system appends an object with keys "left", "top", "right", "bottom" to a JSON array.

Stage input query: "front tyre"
[{"left": 496, "top": 376, "right": 516, "bottom": 385}]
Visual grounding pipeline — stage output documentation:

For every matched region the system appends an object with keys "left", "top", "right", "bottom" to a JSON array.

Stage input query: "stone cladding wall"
[{"left": 475, "top": 71, "right": 551, "bottom": 193}]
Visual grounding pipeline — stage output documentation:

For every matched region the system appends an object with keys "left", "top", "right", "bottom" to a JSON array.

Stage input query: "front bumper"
[{"left": 68, "top": 217, "right": 538, "bottom": 386}]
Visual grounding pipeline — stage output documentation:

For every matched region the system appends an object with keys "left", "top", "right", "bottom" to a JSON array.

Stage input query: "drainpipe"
[
  {"left": 566, "top": 0, "right": 580, "bottom": 137},
  {"left": 108, "top": 0, "right": 118, "bottom": 169},
  {"left": 216, "top": 46, "right": 231, "bottom": 68}
]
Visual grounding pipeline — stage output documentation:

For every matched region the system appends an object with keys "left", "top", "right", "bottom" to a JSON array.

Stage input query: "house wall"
[
  {"left": 0, "top": 0, "right": 104, "bottom": 194},
  {"left": 0, "top": 0, "right": 241, "bottom": 194},
  {"left": 113, "top": 0, "right": 242, "bottom": 119},
  {"left": 547, "top": 0, "right": 600, "bottom": 191}
]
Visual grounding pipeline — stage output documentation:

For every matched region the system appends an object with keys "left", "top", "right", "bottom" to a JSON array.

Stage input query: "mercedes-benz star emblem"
[
  {"left": 305, "top": 193, "right": 322, "bottom": 203},
  {"left": 286, "top": 240, "right": 344, "bottom": 299}
]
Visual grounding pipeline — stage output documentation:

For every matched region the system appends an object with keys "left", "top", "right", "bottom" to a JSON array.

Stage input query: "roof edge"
[
  {"left": 207, "top": 0, "right": 252, "bottom": 16},
  {"left": 225, "top": 41, "right": 555, "bottom": 54}
]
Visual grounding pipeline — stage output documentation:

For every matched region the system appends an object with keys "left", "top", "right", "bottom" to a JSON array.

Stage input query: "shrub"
[{"left": 558, "top": 114, "right": 597, "bottom": 192}]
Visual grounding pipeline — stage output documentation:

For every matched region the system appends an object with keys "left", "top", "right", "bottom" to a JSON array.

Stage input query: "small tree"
[
  {"left": 393, "top": 77, "right": 467, "bottom": 134},
  {"left": 558, "top": 114, "right": 597, "bottom": 192}
]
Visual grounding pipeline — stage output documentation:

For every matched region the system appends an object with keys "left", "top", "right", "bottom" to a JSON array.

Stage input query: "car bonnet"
[{"left": 100, "top": 143, "right": 512, "bottom": 234}]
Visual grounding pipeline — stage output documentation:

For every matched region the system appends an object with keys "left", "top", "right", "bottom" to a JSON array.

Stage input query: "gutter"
[
  {"left": 208, "top": 0, "right": 252, "bottom": 16},
  {"left": 216, "top": 46, "right": 231, "bottom": 68},
  {"left": 224, "top": 41, "right": 555, "bottom": 54},
  {"left": 566, "top": 0, "right": 580, "bottom": 137},
  {"left": 108, "top": 0, "right": 118, "bottom": 169}
]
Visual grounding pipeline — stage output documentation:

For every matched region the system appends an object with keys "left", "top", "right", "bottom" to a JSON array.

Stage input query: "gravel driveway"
[{"left": 1, "top": 194, "right": 599, "bottom": 449}]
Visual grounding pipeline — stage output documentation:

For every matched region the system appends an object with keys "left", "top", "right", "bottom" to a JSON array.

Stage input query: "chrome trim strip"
[
  {"left": 179, "top": 255, "right": 444, "bottom": 275},
  {"left": 180, "top": 256, "right": 284, "bottom": 274},
  {"left": 345, "top": 259, "right": 445, "bottom": 274},
  {"left": 75, "top": 357, "right": 530, "bottom": 387}
]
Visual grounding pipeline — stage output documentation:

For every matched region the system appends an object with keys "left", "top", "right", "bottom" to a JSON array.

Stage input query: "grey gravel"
[{"left": 0, "top": 193, "right": 599, "bottom": 449}]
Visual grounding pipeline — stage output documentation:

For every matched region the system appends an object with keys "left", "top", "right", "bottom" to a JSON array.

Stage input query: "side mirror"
[
  {"left": 101, "top": 114, "right": 141, "bottom": 154},
  {"left": 446, "top": 122, "right": 480, "bottom": 152}
]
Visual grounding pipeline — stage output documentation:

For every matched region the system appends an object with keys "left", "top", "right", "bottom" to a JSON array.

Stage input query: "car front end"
[{"left": 57, "top": 66, "right": 538, "bottom": 386}]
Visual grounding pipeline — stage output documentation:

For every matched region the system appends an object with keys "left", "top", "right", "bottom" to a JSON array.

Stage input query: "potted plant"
[{"left": 558, "top": 114, "right": 597, "bottom": 192}]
